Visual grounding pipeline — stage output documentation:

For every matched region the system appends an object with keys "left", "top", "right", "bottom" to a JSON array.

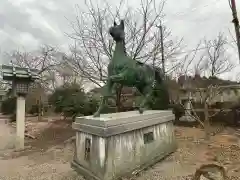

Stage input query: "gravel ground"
[
  {"left": 0, "top": 122, "right": 240, "bottom": 180},
  {"left": 0, "top": 140, "right": 194, "bottom": 180},
  {"left": 0, "top": 144, "right": 83, "bottom": 180}
]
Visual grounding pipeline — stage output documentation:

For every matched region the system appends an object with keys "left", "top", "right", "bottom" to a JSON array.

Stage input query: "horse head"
[{"left": 109, "top": 20, "right": 125, "bottom": 42}]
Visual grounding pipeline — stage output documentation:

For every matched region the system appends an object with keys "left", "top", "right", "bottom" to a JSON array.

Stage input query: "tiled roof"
[{"left": 1, "top": 65, "right": 40, "bottom": 81}]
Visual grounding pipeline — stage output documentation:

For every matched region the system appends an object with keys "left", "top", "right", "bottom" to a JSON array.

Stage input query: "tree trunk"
[
  {"left": 116, "top": 85, "right": 123, "bottom": 112},
  {"left": 204, "top": 102, "right": 210, "bottom": 140}
]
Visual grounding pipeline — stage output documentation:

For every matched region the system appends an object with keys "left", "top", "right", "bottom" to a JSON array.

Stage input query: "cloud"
[
  {"left": 0, "top": 0, "right": 71, "bottom": 52},
  {"left": 164, "top": 0, "right": 234, "bottom": 46},
  {"left": 0, "top": 0, "right": 236, "bottom": 50},
  {"left": 0, "top": 0, "right": 239, "bottom": 79}
]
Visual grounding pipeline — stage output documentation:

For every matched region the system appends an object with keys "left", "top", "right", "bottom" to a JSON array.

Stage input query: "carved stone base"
[{"left": 72, "top": 110, "right": 177, "bottom": 180}]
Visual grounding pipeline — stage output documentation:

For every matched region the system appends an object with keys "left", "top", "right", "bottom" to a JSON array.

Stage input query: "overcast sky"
[{"left": 0, "top": 0, "right": 239, "bottom": 80}]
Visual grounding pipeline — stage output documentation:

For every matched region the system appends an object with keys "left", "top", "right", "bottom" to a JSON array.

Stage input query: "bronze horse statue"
[{"left": 93, "top": 20, "right": 166, "bottom": 117}]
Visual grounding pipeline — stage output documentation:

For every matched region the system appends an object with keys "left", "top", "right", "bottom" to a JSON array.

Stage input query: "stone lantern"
[{"left": 1, "top": 64, "right": 39, "bottom": 149}]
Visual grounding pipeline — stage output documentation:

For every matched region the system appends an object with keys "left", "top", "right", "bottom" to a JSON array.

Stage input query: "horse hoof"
[{"left": 93, "top": 113, "right": 100, "bottom": 117}]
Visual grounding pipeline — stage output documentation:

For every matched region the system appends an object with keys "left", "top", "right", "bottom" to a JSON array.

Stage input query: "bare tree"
[
  {"left": 4, "top": 45, "right": 63, "bottom": 120},
  {"left": 175, "top": 33, "right": 234, "bottom": 80},
  {"left": 175, "top": 33, "right": 236, "bottom": 140},
  {"left": 55, "top": 61, "right": 85, "bottom": 87},
  {"left": 5, "top": 45, "right": 63, "bottom": 91},
  {"left": 200, "top": 32, "right": 234, "bottom": 77},
  {"left": 173, "top": 42, "right": 203, "bottom": 79},
  {"left": 66, "top": 0, "right": 183, "bottom": 110},
  {"left": 184, "top": 85, "right": 224, "bottom": 140}
]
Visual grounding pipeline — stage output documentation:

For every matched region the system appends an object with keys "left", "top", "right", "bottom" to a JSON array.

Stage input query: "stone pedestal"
[{"left": 71, "top": 110, "right": 177, "bottom": 180}]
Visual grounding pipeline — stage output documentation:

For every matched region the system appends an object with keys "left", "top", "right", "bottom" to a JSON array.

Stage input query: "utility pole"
[
  {"left": 230, "top": 0, "right": 240, "bottom": 62},
  {"left": 156, "top": 21, "right": 165, "bottom": 78}
]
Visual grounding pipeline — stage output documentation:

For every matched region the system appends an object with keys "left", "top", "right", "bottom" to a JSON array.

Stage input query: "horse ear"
[
  {"left": 114, "top": 21, "right": 117, "bottom": 26},
  {"left": 120, "top": 19, "right": 124, "bottom": 29}
]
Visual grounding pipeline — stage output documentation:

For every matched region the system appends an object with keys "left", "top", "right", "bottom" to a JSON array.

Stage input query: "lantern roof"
[{"left": 1, "top": 64, "right": 40, "bottom": 82}]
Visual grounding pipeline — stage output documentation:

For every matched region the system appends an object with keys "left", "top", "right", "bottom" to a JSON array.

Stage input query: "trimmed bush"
[{"left": 48, "top": 83, "right": 100, "bottom": 120}]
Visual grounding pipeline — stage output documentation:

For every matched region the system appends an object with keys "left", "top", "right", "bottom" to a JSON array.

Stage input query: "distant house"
[{"left": 177, "top": 75, "right": 240, "bottom": 103}]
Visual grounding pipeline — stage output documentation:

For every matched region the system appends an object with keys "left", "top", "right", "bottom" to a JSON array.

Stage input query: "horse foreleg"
[
  {"left": 93, "top": 80, "right": 114, "bottom": 117},
  {"left": 138, "top": 86, "right": 153, "bottom": 114}
]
